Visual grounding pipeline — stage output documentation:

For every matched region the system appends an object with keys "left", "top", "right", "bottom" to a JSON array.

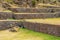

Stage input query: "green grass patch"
[
  {"left": 0, "top": 28, "right": 60, "bottom": 40},
  {"left": 17, "top": 28, "right": 60, "bottom": 40}
]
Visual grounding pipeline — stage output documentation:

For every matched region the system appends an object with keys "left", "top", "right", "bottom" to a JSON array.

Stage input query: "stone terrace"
[{"left": 0, "top": 2, "right": 60, "bottom": 36}]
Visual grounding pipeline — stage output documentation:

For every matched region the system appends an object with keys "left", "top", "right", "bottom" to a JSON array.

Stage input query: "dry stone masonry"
[
  {"left": 0, "top": 12, "right": 60, "bottom": 19},
  {"left": 9, "top": 8, "right": 60, "bottom": 13},
  {"left": 0, "top": 0, "right": 60, "bottom": 36},
  {"left": 0, "top": 20, "right": 60, "bottom": 36},
  {"left": 23, "top": 22, "right": 60, "bottom": 36}
]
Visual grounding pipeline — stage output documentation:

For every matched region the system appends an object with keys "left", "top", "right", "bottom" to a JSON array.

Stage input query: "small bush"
[{"left": 31, "top": 0, "right": 36, "bottom": 7}]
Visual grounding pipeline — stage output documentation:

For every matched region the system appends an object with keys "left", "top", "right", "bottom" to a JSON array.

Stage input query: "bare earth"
[
  {"left": 0, "top": 28, "right": 60, "bottom": 40},
  {"left": 0, "top": 30, "right": 43, "bottom": 40},
  {"left": 0, "top": 18, "right": 60, "bottom": 25}
]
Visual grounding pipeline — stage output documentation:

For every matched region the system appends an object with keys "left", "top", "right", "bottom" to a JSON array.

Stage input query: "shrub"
[{"left": 31, "top": 0, "right": 36, "bottom": 7}]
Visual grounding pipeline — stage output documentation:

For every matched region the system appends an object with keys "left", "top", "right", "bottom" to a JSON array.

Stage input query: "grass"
[
  {"left": 0, "top": 18, "right": 60, "bottom": 40},
  {"left": 3, "top": 10, "right": 12, "bottom": 12},
  {"left": 0, "top": 28, "right": 60, "bottom": 40},
  {"left": 24, "top": 18, "right": 60, "bottom": 25},
  {"left": 5, "top": 18, "right": 60, "bottom": 25}
]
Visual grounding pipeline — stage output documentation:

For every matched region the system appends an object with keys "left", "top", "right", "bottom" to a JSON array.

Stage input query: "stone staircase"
[{"left": 0, "top": 3, "right": 60, "bottom": 36}]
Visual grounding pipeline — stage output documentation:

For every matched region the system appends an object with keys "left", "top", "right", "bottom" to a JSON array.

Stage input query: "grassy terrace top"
[
  {"left": 38, "top": 3, "right": 60, "bottom": 7},
  {"left": 3, "top": 9, "right": 12, "bottom": 12},
  {"left": 24, "top": 18, "right": 60, "bottom": 25},
  {"left": 0, "top": 18, "right": 60, "bottom": 25},
  {"left": 0, "top": 10, "right": 12, "bottom": 12},
  {"left": 15, "top": 13, "right": 57, "bottom": 14}
]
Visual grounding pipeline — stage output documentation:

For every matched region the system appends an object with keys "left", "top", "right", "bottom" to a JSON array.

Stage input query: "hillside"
[{"left": 0, "top": 0, "right": 60, "bottom": 8}]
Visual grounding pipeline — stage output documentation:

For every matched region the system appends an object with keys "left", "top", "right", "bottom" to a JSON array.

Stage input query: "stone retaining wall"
[
  {"left": 0, "top": 21, "right": 60, "bottom": 36},
  {"left": 0, "top": 12, "right": 60, "bottom": 19},
  {"left": 14, "top": 13, "right": 60, "bottom": 19},
  {"left": 0, "top": 12, "right": 13, "bottom": 19},
  {"left": 9, "top": 8, "right": 60, "bottom": 13},
  {"left": 23, "top": 22, "right": 60, "bottom": 36},
  {"left": 0, "top": 21, "right": 21, "bottom": 30}
]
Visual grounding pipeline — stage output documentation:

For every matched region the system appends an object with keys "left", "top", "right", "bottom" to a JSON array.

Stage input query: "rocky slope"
[{"left": 0, "top": 0, "right": 60, "bottom": 8}]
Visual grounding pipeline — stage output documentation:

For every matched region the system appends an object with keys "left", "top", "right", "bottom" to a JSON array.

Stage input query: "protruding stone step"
[
  {"left": 9, "top": 8, "right": 60, "bottom": 13},
  {"left": 0, "top": 12, "right": 60, "bottom": 19},
  {"left": 0, "top": 20, "right": 23, "bottom": 31},
  {"left": 0, "top": 12, "right": 13, "bottom": 19},
  {"left": 14, "top": 13, "right": 60, "bottom": 19}
]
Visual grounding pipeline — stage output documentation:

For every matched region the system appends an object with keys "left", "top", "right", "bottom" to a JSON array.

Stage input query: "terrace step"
[
  {"left": 0, "top": 12, "right": 13, "bottom": 20},
  {"left": 0, "top": 12, "right": 60, "bottom": 19},
  {"left": 0, "top": 20, "right": 23, "bottom": 31},
  {"left": 9, "top": 8, "right": 60, "bottom": 13},
  {"left": 23, "top": 21, "right": 60, "bottom": 36},
  {"left": 2, "top": 3, "right": 60, "bottom": 13},
  {"left": 0, "top": 20, "right": 60, "bottom": 36},
  {"left": 14, "top": 13, "right": 60, "bottom": 19}
]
